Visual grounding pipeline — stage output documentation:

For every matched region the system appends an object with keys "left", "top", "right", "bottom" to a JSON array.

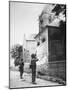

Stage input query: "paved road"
[{"left": 10, "top": 71, "right": 61, "bottom": 88}]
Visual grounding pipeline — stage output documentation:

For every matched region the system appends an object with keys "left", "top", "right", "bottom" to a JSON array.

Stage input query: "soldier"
[
  {"left": 19, "top": 59, "right": 24, "bottom": 79},
  {"left": 30, "top": 54, "right": 38, "bottom": 84}
]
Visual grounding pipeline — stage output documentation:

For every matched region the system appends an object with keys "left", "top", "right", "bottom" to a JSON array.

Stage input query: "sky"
[{"left": 10, "top": 2, "right": 45, "bottom": 47}]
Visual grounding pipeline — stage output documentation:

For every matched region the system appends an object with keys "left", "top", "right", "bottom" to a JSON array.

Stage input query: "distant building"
[{"left": 23, "top": 34, "right": 37, "bottom": 62}]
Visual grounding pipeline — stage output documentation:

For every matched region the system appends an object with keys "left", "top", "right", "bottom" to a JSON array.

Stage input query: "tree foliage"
[
  {"left": 52, "top": 4, "right": 66, "bottom": 16},
  {"left": 10, "top": 44, "right": 23, "bottom": 66},
  {"left": 52, "top": 4, "right": 66, "bottom": 30}
]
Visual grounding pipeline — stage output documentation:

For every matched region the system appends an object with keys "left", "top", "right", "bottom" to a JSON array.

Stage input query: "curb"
[{"left": 37, "top": 75, "right": 66, "bottom": 85}]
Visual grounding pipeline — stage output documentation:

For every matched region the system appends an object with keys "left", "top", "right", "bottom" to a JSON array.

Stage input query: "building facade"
[
  {"left": 34, "top": 5, "right": 66, "bottom": 81},
  {"left": 35, "top": 27, "right": 48, "bottom": 65}
]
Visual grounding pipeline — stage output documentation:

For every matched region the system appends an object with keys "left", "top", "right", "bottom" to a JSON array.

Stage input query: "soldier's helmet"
[{"left": 31, "top": 54, "right": 35, "bottom": 59}]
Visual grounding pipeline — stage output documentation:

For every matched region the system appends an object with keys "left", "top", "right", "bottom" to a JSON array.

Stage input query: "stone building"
[
  {"left": 35, "top": 26, "right": 48, "bottom": 65},
  {"left": 34, "top": 5, "right": 66, "bottom": 81}
]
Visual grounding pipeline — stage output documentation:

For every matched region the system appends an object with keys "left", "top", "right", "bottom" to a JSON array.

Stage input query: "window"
[
  {"left": 37, "top": 42, "right": 40, "bottom": 46},
  {"left": 40, "top": 19, "right": 43, "bottom": 24},
  {"left": 42, "top": 38, "right": 46, "bottom": 43}
]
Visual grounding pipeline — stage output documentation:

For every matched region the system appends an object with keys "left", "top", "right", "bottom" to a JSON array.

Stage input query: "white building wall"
[
  {"left": 26, "top": 40, "right": 37, "bottom": 55},
  {"left": 36, "top": 28, "right": 48, "bottom": 65}
]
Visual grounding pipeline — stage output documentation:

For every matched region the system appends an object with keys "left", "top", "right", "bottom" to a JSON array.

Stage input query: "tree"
[
  {"left": 10, "top": 44, "right": 23, "bottom": 66},
  {"left": 52, "top": 4, "right": 66, "bottom": 16},
  {"left": 52, "top": 4, "right": 66, "bottom": 59},
  {"left": 51, "top": 4, "right": 66, "bottom": 32}
]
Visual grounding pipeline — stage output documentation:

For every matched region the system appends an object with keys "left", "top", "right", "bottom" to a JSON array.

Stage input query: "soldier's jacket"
[
  {"left": 19, "top": 62, "right": 24, "bottom": 72},
  {"left": 30, "top": 58, "right": 38, "bottom": 72}
]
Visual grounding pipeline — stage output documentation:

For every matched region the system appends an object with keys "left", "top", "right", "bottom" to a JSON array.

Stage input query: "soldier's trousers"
[
  {"left": 20, "top": 71, "right": 23, "bottom": 79},
  {"left": 32, "top": 71, "right": 36, "bottom": 83}
]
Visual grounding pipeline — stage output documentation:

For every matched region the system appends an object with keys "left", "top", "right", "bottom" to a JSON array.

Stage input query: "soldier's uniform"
[
  {"left": 19, "top": 61, "right": 24, "bottom": 79},
  {"left": 31, "top": 59, "right": 36, "bottom": 83},
  {"left": 30, "top": 54, "right": 38, "bottom": 84}
]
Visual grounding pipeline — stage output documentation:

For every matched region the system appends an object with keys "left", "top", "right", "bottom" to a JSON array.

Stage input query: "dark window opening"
[
  {"left": 42, "top": 38, "right": 46, "bottom": 43},
  {"left": 37, "top": 42, "right": 40, "bottom": 46},
  {"left": 40, "top": 19, "right": 43, "bottom": 24}
]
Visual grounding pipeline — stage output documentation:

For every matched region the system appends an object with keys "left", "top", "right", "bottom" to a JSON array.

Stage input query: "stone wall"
[
  {"left": 36, "top": 28, "right": 48, "bottom": 65},
  {"left": 47, "top": 61, "right": 66, "bottom": 81}
]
